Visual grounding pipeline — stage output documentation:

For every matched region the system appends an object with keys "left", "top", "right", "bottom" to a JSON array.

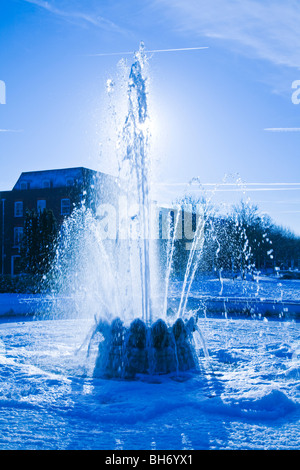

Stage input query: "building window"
[
  {"left": 61, "top": 198, "right": 71, "bottom": 215},
  {"left": 11, "top": 255, "right": 21, "bottom": 276},
  {"left": 43, "top": 180, "right": 50, "bottom": 188},
  {"left": 66, "top": 178, "right": 74, "bottom": 187},
  {"left": 37, "top": 199, "right": 46, "bottom": 212},
  {"left": 14, "top": 201, "right": 23, "bottom": 217},
  {"left": 13, "top": 227, "right": 23, "bottom": 247},
  {"left": 20, "top": 182, "right": 28, "bottom": 190}
]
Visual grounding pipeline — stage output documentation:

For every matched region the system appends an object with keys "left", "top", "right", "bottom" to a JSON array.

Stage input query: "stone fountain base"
[{"left": 93, "top": 317, "right": 197, "bottom": 379}]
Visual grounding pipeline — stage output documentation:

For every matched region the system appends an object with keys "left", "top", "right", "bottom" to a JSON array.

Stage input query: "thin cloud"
[
  {"left": 155, "top": 182, "right": 300, "bottom": 186},
  {"left": 188, "top": 188, "right": 300, "bottom": 192},
  {"left": 266, "top": 209, "right": 300, "bottom": 214},
  {"left": 264, "top": 128, "right": 300, "bottom": 132},
  {"left": 155, "top": 0, "right": 300, "bottom": 69},
  {"left": 0, "top": 129, "right": 23, "bottom": 132},
  {"left": 23, "top": 0, "right": 124, "bottom": 33},
  {"left": 154, "top": 182, "right": 300, "bottom": 194}
]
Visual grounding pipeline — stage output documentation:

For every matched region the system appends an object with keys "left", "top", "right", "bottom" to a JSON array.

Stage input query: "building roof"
[{"left": 12, "top": 167, "right": 99, "bottom": 191}]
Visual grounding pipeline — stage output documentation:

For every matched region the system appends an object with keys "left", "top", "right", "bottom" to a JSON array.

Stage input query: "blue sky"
[{"left": 1, "top": 0, "right": 300, "bottom": 234}]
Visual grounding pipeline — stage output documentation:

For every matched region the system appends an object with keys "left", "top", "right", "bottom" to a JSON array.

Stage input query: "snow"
[{"left": 0, "top": 314, "right": 299, "bottom": 450}]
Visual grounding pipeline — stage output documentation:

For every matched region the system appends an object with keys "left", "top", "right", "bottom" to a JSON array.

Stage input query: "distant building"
[{"left": 0, "top": 167, "right": 118, "bottom": 276}]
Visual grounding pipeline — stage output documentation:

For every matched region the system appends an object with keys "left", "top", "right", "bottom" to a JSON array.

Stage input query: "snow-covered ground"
[{"left": 0, "top": 314, "right": 299, "bottom": 450}]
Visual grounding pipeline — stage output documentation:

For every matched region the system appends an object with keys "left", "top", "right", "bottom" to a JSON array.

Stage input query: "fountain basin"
[
  {"left": 184, "top": 295, "right": 300, "bottom": 320},
  {"left": 93, "top": 317, "right": 196, "bottom": 379},
  {"left": 1, "top": 293, "right": 299, "bottom": 322}
]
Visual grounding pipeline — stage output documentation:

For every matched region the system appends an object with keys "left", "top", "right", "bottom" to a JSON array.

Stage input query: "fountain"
[
  {"left": 42, "top": 42, "right": 204, "bottom": 379},
  {"left": 89, "top": 43, "right": 201, "bottom": 379}
]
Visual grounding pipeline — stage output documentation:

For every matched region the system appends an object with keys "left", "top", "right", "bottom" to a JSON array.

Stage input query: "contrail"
[
  {"left": 192, "top": 188, "right": 300, "bottom": 192},
  {"left": 88, "top": 46, "right": 209, "bottom": 57},
  {"left": 264, "top": 128, "right": 300, "bottom": 132},
  {"left": 0, "top": 129, "right": 23, "bottom": 132},
  {"left": 154, "top": 182, "right": 300, "bottom": 187},
  {"left": 154, "top": 182, "right": 300, "bottom": 192}
]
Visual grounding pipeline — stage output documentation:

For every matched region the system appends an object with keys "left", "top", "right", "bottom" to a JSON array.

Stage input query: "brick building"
[{"left": 0, "top": 167, "right": 118, "bottom": 275}]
